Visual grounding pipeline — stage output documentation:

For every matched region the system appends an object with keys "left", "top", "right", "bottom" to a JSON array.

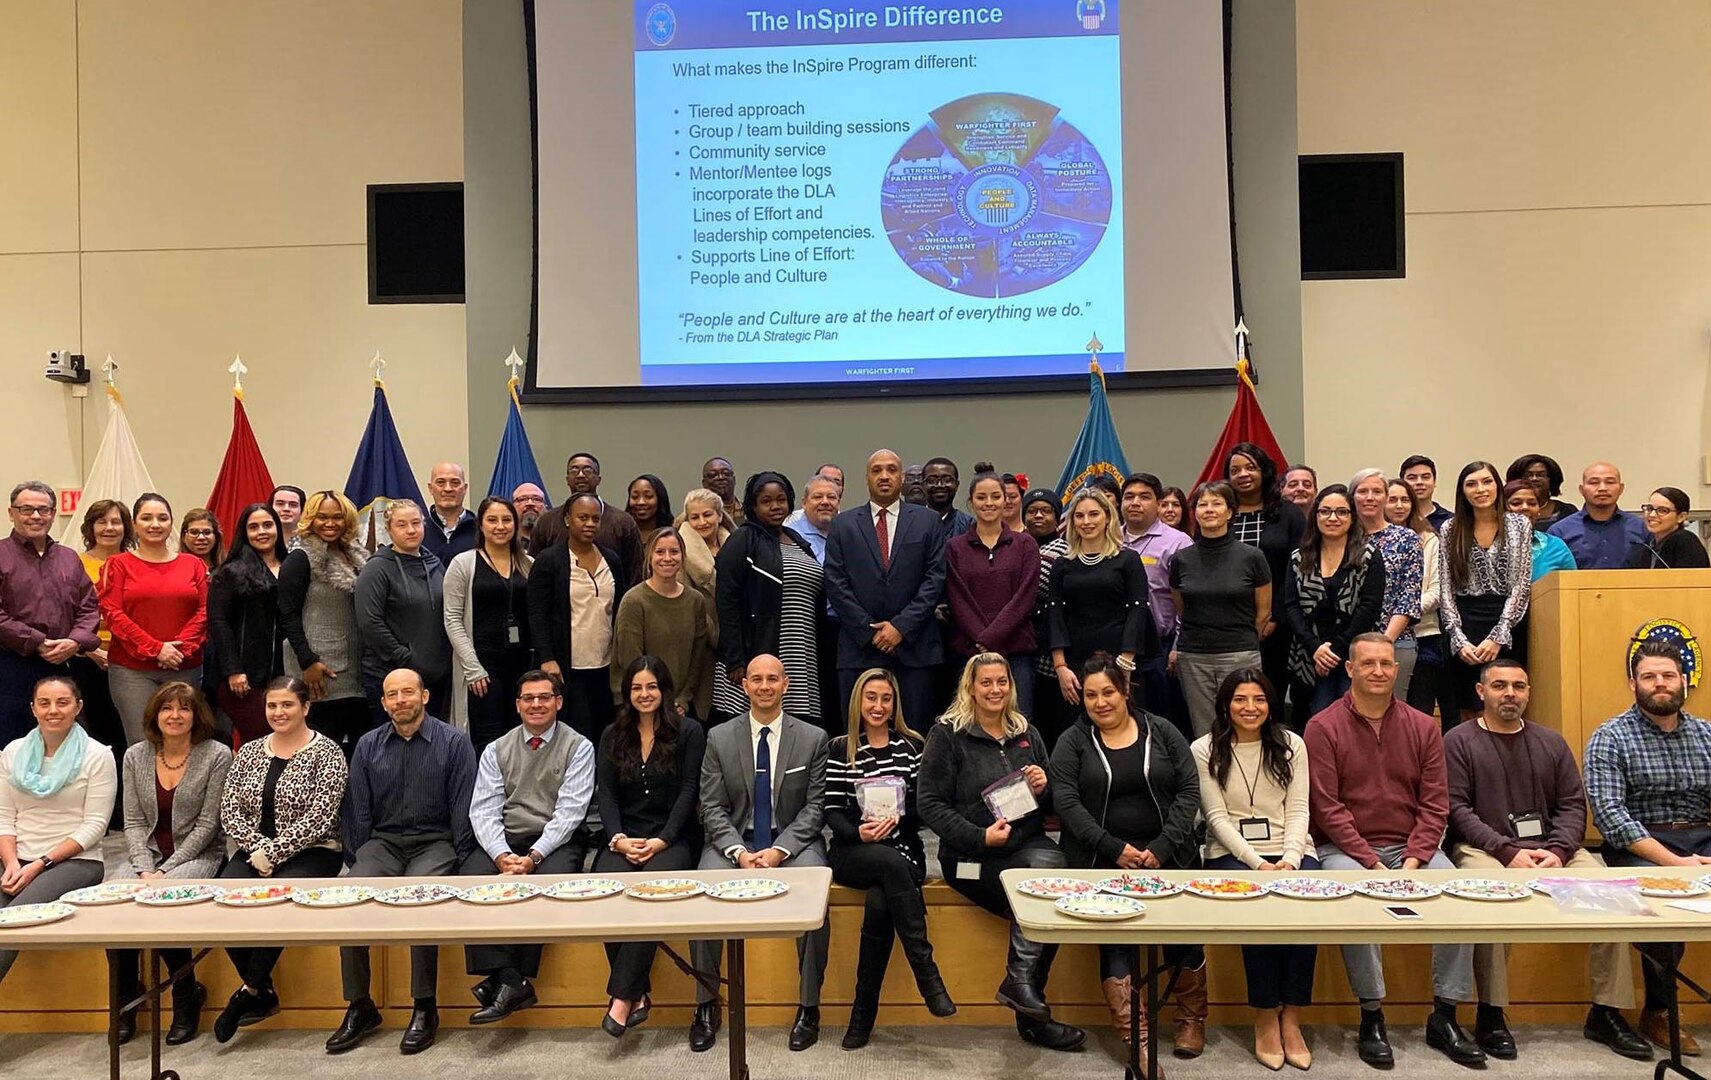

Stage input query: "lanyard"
[
  {"left": 1230, "top": 747, "right": 1263, "bottom": 809},
  {"left": 1478, "top": 719, "right": 1542, "bottom": 815}
]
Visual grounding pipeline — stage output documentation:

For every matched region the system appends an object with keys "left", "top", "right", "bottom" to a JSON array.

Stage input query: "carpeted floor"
[{"left": 2, "top": 1023, "right": 1671, "bottom": 1079}]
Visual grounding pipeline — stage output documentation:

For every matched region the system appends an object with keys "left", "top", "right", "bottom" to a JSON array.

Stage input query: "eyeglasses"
[
  {"left": 517, "top": 694, "right": 558, "bottom": 705},
  {"left": 9, "top": 506, "right": 53, "bottom": 518},
  {"left": 566, "top": 465, "right": 598, "bottom": 476},
  {"left": 1641, "top": 505, "right": 1679, "bottom": 516},
  {"left": 1316, "top": 507, "right": 1352, "bottom": 519}
]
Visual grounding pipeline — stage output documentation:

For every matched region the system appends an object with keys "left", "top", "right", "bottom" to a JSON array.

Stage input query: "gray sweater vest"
[{"left": 494, "top": 722, "right": 581, "bottom": 840}]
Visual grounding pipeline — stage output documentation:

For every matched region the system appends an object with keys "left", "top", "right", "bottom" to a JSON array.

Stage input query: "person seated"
[
  {"left": 688, "top": 654, "right": 830, "bottom": 1053},
  {"left": 1445, "top": 659, "right": 1650, "bottom": 1060},
  {"left": 919, "top": 653, "right": 1086, "bottom": 1052},
  {"left": 328, "top": 668, "right": 477, "bottom": 1056},
  {"left": 1305, "top": 633, "right": 1482, "bottom": 1068},
  {"left": 1585, "top": 640, "right": 1711, "bottom": 1054},
  {"left": 460, "top": 668, "right": 595, "bottom": 1024}
]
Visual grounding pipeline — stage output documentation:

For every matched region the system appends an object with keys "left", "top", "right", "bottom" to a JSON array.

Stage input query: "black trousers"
[
  {"left": 594, "top": 843, "right": 699, "bottom": 998},
  {"left": 1207, "top": 854, "right": 1319, "bottom": 1006},
  {"left": 461, "top": 838, "right": 585, "bottom": 979},
  {"left": 1407, "top": 635, "right": 1460, "bottom": 732},
  {"left": 939, "top": 838, "right": 1062, "bottom": 919},
  {"left": 829, "top": 840, "right": 927, "bottom": 937},
  {"left": 1605, "top": 827, "right": 1711, "bottom": 1009},
  {"left": 220, "top": 847, "right": 345, "bottom": 990},
  {"left": 561, "top": 667, "right": 615, "bottom": 744},
  {"left": 468, "top": 643, "right": 533, "bottom": 751},
  {"left": 305, "top": 696, "right": 375, "bottom": 761}
]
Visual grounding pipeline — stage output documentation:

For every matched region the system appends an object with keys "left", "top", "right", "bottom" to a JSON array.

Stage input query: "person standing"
[
  {"left": 625, "top": 474, "right": 672, "bottom": 549},
  {"left": 421, "top": 462, "right": 478, "bottom": 566},
  {"left": 460, "top": 668, "right": 595, "bottom": 1024},
  {"left": 922, "top": 458, "right": 974, "bottom": 540},
  {"left": 328, "top": 668, "right": 477, "bottom": 1056},
  {"left": 1628, "top": 487, "right": 1711, "bottom": 569},
  {"left": 1169, "top": 481, "right": 1271, "bottom": 737},
  {"left": 689, "top": 655, "right": 831, "bottom": 1053},
  {"left": 101, "top": 493, "right": 208, "bottom": 747},
  {"left": 529, "top": 453, "right": 644, "bottom": 586},
  {"left": 178, "top": 510, "right": 222, "bottom": 574},
  {"left": 946, "top": 473, "right": 1040, "bottom": 716},
  {"left": 1225, "top": 443, "right": 1306, "bottom": 711},
  {"left": 702, "top": 457, "right": 743, "bottom": 526},
  {"left": 1352, "top": 469, "right": 1422, "bottom": 698},
  {"left": 1400, "top": 454, "right": 1454, "bottom": 532},
  {"left": 1047, "top": 489, "right": 1156, "bottom": 713},
  {"left": 1023, "top": 488, "right": 1072, "bottom": 747},
  {"left": 510, "top": 483, "right": 549, "bottom": 550},
  {"left": 1156, "top": 487, "right": 1188, "bottom": 532},
  {"left": 443, "top": 497, "right": 534, "bottom": 750},
  {"left": 1548, "top": 461, "right": 1647, "bottom": 570},
  {"left": 1280, "top": 465, "right": 1318, "bottom": 508},
  {"left": 354, "top": 500, "right": 450, "bottom": 725},
  {"left": 613, "top": 527, "right": 714, "bottom": 720},
  {"left": 1504, "top": 455, "right": 1576, "bottom": 531},
  {"left": 1446, "top": 659, "right": 1650, "bottom": 1061},
  {"left": 1392, "top": 479, "right": 1457, "bottom": 725},
  {"left": 207, "top": 504, "right": 286, "bottom": 746},
  {"left": 0, "top": 482, "right": 100, "bottom": 744},
  {"left": 269, "top": 486, "right": 305, "bottom": 551},
  {"left": 1439, "top": 462, "right": 1532, "bottom": 722},
  {"left": 677, "top": 487, "right": 731, "bottom": 616},
  {"left": 825, "top": 449, "right": 948, "bottom": 732},
  {"left": 783, "top": 474, "right": 844, "bottom": 725},
  {"left": 527, "top": 492, "right": 628, "bottom": 741},
  {"left": 1120, "top": 473, "right": 1193, "bottom": 732},
  {"left": 72, "top": 499, "right": 130, "bottom": 760},
  {"left": 1503, "top": 481, "right": 1578, "bottom": 580},
  {"left": 1282, "top": 485, "right": 1386, "bottom": 716},
  {"left": 277, "top": 491, "right": 370, "bottom": 757}
]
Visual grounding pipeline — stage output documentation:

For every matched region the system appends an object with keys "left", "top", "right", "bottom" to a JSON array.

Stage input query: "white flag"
[{"left": 56, "top": 385, "right": 157, "bottom": 544}]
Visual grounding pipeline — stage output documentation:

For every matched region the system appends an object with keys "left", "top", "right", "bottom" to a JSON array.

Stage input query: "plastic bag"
[{"left": 1535, "top": 877, "right": 1657, "bottom": 917}]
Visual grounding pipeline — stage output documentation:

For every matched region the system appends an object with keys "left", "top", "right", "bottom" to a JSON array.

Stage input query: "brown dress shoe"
[
  {"left": 1172, "top": 964, "right": 1208, "bottom": 1058},
  {"left": 1641, "top": 1009, "right": 1702, "bottom": 1056}
]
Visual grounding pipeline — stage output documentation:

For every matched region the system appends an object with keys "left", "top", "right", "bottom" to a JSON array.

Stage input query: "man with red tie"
[{"left": 825, "top": 449, "right": 948, "bottom": 729}]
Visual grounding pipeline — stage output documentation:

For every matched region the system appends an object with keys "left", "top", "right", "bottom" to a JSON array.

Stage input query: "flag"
[
  {"left": 1055, "top": 361, "right": 1131, "bottom": 503},
  {"left": 55, "top": 382, "right": 157, "bottom": 544},
  {"left": 344, "top": 380, "right": 423, "bottom": 543},
  {"left": 205, "top": 389, "right": 275, "bottom": 553},
  {"left": 486, "top": 376, "right": 549, "bottom": 504},
  {"left": 1195, "top": 357, "right": 1289, "bottom": 487}
]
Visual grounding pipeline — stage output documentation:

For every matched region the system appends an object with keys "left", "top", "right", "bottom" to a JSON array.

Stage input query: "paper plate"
[
  {"left": 706, "top": 878, "right": 789, "bottom": 902},
  {"left": 1352, "top": 878, "right": 1442, "bottom": 901},
  {"left": 1441, "top": 878, "right": 1531, "bottom": 902},
  {"left": 1056, "top": 893, "right": 1146, "bottom": 922},
  {"left": 459, "top": 882, "right": 541, "bottom": 905},
  {"left": 375, "top": 883, "right": 462, "bottom": 907},
  {"left": 542, "top": 878, "right": 626, "bottom": 901},
  {"left": 1182, "top": 876, "right": 1268, "bottom": 899},
  {"left": 215, "top": 885, "right": 298, "bottom": 907},
  {"left": 1014, "top": 876, "right": 1098, "bottom": 900},
  {"left": 134, "top": 884, "right": 224, "bottom": 907},
  {"left": 1266, "top": 876, "right": 1354, "bottom": 900},
  {"left": 0, "top": 902, "right": 75, "bottom": 928},
  {"left": 291, "top": 886, "right": 375, "bottom": 908},
  {"left": 1097, "top": 874, "right": 1183, "bottom": 899},
  {"left": 625, "top": 878, "right": 707, "bottom": 901},
  {"left": 1636, "top": 876, "right": 1711, "bottom": 899},
  {"left": 61, "top": 882, "right": 146, "bottom": 906}
]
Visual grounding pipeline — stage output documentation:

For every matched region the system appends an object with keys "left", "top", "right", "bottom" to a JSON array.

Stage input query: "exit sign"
[{"left": 59, "top": 488, "right": 82, "bottom": 516}]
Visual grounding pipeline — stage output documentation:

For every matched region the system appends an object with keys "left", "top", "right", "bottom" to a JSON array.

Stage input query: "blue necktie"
[{"left": 753, "top": 726, "right": 774, "bottom": 851}]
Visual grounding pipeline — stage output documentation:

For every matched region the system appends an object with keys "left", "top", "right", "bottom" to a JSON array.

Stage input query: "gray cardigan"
[{"left": 119, "top": 739, "right": 231, "bottom": 879}]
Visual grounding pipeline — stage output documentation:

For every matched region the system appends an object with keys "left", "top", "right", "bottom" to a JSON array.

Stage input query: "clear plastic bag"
[{"left": 1534, "top": 877, "right": 1657, "bottom": 917}]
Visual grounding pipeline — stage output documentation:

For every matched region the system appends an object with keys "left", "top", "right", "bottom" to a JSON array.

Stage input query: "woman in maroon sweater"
[{"left": 945, "top": 472, "right": 1041, "bottom": 717}]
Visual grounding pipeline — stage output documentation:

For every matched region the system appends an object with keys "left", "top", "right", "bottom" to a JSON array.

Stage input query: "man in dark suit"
[
  {"left": 824, "top": 449, "right": 948, "bottom": 728},
  {"left": 689, "top": 654, "right": 830, "bottom": 1053}
]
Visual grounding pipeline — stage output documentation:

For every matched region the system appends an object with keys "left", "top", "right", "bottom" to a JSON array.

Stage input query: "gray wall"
[{"left": 464, "top": 0, "right": 1301, "bottom": 505}]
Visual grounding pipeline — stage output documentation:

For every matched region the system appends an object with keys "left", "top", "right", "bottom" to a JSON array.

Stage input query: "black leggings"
[
  {"left": 829, "top": 840, "right": 927, "bottom": 936},
  {"left": 595, "top": 843, "right": 699, "bottom": 998},
  {"left": 939, "top": 839, "right": 1064, "bottom": 918},
  {"left": 220, "top": 847, "right": 345, "bottom": 990}
]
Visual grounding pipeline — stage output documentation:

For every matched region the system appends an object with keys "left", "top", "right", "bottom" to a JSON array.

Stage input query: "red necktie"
[
  {"left": 527, "top": 736, "right": 543, "bottom": 750},
  {"left": 876, "top": 507, "right": 890, "bottom": 568}
]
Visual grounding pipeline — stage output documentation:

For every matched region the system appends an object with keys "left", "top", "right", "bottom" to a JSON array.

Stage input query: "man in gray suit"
[{"left": 689, "top": 654, "right": 830, "bottom": 1054}]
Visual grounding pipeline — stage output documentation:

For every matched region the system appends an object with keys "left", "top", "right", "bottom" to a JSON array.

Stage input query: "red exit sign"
[{"left": 59, "top": 488, "right": 82, "bottom": 516}]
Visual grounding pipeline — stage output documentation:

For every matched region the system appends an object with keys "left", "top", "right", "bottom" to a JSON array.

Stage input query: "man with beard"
[
  {"left": 1447, "top": 660, "right": 1649, "bottom": 1061},
  {"left": 902, "top": 464, "right": 928, "bottom": 507},
  {"left": 510, "top": 483, "right": 548, "bottom": 549},
  {"left": 1585, "top": 640, "right": 1711, "bottom": 1054}
]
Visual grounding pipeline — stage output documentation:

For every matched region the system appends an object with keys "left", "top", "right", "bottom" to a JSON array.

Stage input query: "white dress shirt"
[
  {"left": 467, "top": 722, "right": 596, "bottom": 863},
  {"left": 722, "top": 710, "right": 790, "bottom": 861}
]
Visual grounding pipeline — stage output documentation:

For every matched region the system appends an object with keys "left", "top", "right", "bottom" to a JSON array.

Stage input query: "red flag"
[
  {"left": 206, "top": 392, "right": 276, "bottom": 554},
  {"left": 1195, "top": 359, "right": 1289, "bottom": 487}
]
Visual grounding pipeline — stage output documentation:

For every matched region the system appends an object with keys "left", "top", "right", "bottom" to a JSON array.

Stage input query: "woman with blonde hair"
[
  {"left": 277, "top": 490, "right": 369, "bottom": 757},
  {"left": 1046, "top": 489, "right": 1156, "bottom": 711},
  {"left": 919, "top": 654, "right": 1083, "bottom": 1052},
  {"left": 827, "top": 668, "right": 953, "bottom": 1048},
  {"left": 675, "top": 488, "right": 731, "bottom": 613}
]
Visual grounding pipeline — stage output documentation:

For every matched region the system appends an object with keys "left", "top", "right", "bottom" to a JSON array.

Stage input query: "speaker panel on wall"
[
  {"left": 1298, "top": 153, "right": 1404, "bottom": 280},
  {"left": 367, "top": 182, "right": 465, "bottom": 303}
]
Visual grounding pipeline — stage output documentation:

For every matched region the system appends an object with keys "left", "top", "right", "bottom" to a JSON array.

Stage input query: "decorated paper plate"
[
  {"left": 459, "top": 882, "right": 541, "bottom": 905},
  {"left": 707, "top": 878, "right": 790, "bottom": 902},
  {"left": 0, "top": 902, "right": 75, "bottom": 928},
  {"left": 1266, "top": 877, "right": 1355, "bottom": 900},
  {"left": 61, "top": 882, "right": 146, "bottom": 906},
  {"left": 216, "top": 884, "right": 298, "bottom": 907},
  {"left": 134, "top": 884, "right": 224, "bottom": 907},
  {"left": 1183, "top": 876, "right": 1268, "bottom": 899},
  {"left": 1014, "top": 877, "right": 1099, "bottom": 900},
  {"left": 291, "top": 885, "right": 375, "bottom": 908},
  {"left": 1636, "top": 876, "right": 1710, "bottom": 898},
  {"left": 1442, "top": 878, "right": 1531, "bottom": 902},
  {"left": 542, "top": 878, "right": 626, "bottom": 901},
  {"left": 1098, "top": 874, "right": 1183, "bottom": 899},
  {"left": 1352, "top": 878, "right": 1442, "bottom": 901},
  {"left": 376, "top": 883, "right": 462, "bottom": 907},
  {"left": 625, "top": 878, "right": 707, "bottom": 901},
  {"left": 1056, "top": 892, "right": 1146, "bottom": 922}
]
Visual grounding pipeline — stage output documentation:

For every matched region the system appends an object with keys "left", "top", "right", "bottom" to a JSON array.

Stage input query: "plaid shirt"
[{"left": 1584, "top": 706, "right": 1711, "bottom": 850}]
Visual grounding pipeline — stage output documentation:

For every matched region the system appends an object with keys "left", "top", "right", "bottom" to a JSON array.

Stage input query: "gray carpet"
[{"left": 1, "top": 1024, "right": 1669, "bottom": 1079}]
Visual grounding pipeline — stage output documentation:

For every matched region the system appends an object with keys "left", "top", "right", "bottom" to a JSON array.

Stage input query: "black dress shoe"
[
  {"left": 1474, "top": 1007, "right": 1517, "bottom": 1060},
  {"left": 1016, "top": 1015, "right": 1087, "bottom": 1052},
  {"left": 689, "top": 1001, "right": 720, "bottom": 1052},
  {"left": 1425, "top": 1011, "right": 1487, "bottom": 1067},
  {"left": 115, "top": 1009, "right": 137, "bottom": 1046},
  {"left": 789, "top": 1006, "right": 821, "bottom": 1051},
  {"left": 399, "top": 1005, "right": 438, "bottom": 1054},
  {"left": 1357, "top": 1010, "right": 1394, "bottom": 1068},
  {"left": 471, "top": 981, "right": 536, "bottom": 1025},
  {"left": 325, "top": 998, "right": 383, "bottom": 1054},
  {"left": 214, "top": 987, "right": 279, "bottom": 1044},
  {"left": 1585, "top": 1006, "right": 1654, "bottom": 1061},
  {"left": 627, "top": 994, "right": 652, "bottom": 1028},
  {"left": 995, "top": 977, "right": 1052, "bottom": 1022},
  {"left": 470, "top": 977, "right": 497, "bottom": 1008},
  {"left": 165, "top": 981, "right": 207, "bottom": 1045}
]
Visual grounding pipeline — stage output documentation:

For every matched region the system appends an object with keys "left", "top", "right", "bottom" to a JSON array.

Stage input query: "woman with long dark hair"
[
  {"left": 711, "top": 472, "right": 824, "bottom": 726},
  {"left": 1282, "top": 485, "right": 1386, "bottom": 717},
  {"left": 277, "top": 491, "right": 369, "bottom": 757},
  {"left": 1438, "top": 462, "right": 1531, "bottom": 723},
  {"left": 208, "top": 504, "right": 287, "bottom": 746},
  {"left": 625, "top": 474, "right": 673, "bottom": 547},
  {"left": 1223, "top": 443, "right": 1306, "bottom": 715},
  {"left": 444, "top": 497, "right": 534, "bottom": 749},
  {"left": 946, "top": 472, "right": 1041, "bottom": 716},
  {"left": 1157, "top": 487, "right": 1189, "bottom": 533},
  {"left": 1193, "top": 669, "right": 1316, "bottom": 1069},
  {"left": 594, "top": 656, "right": 706, "bottom": 1035}
]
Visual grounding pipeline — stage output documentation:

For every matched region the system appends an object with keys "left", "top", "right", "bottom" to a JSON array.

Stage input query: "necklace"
[
  {"left": 158, "top": 750, "right": 189, "bottom": 771},
  {"left": 1077, "top": 551, "right": 1105, "bottom": 566}
]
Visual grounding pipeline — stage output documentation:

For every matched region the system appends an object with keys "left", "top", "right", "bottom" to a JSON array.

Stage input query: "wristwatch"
[
  {"left": 37, "top": 855, "right": 55, "bottom": 871},
  {"left": 526, "top": 849, "right": 544, "bottom": 868}
]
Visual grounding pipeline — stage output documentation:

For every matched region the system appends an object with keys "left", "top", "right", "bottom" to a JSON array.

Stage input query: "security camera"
[{"left": 45, "top": 350, "right": 89, "bottom": 385}]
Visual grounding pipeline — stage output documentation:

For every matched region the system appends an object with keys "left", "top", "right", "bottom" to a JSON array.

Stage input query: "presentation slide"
[{"left": 633, "top": 1, "right": 1124, "bottom": 385}]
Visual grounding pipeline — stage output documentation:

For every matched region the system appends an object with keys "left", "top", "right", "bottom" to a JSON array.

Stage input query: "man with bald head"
[
  {"left": 689, "top": 654, "right": 830, "bottom": 1052},
  {"left": 509, "top": 482, "right": 548, "bottom": 548},
  {"left": 422, "top": 462, "right": 477, "bottom": 564},
  {"left": 1548, "top": 462, "right": 1646, "bottom": 570},
  {"left": 825, "top": 449, "right": 948, "bottom": 731},
  {"left": 330, "top": 668, "right": 478, "bottom": 1055}
]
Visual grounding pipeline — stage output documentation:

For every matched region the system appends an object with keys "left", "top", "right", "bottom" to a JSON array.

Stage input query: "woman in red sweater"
[
  {"left": 945, "top": 472, "right": 1041, "bottom": 717},
  {"left": 99, "top": 493, "right": 208, "bottom": 747}
]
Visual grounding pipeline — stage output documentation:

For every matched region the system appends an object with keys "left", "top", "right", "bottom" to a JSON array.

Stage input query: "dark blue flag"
[
  {"left": 486, "top": 378, "right": 549, "bottom": 504},
  {"left": 344, "top": 382, "right": 423, "bottom": 517},
  {"left": 1056, "top": 361, "right": 1130, "bottom": 503}
]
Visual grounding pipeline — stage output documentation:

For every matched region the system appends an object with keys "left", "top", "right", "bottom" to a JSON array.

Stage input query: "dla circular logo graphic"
[
  {"left": 1630, "top": 618, "right": 1702, "bottom": 688},
  {"left": 645, "top": 3, "right": 677, "bottom": 47}
]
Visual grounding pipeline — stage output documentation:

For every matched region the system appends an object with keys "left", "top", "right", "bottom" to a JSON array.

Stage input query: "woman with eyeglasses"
[
  {"left": 100, "top": 494, "right": 209, "bottom": 747},
  {"left": 178, "top": 510, "right": 222, "bottom": 574},
  {"left": 277, "top": 491, "right": 370, "bottom": 758},
  {"left": 208, "top": 504, "right": 288, "bottom": 746},
  {"left": 1504, "top": 454, "right": 1576, "bottom": 532},
  {"left": 1438, "top": 462, "right": 1531, "bottom": 724},
  {"left": 1628, "top": 487, "right": 1710, "bottom": 569},
  {"left": 1283, "top": 485, "right": 1386, "bottom": 717}
]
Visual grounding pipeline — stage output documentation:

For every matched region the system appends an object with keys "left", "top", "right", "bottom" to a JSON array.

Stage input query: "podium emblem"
[{"left": 1630, "top": 618, "right": 1702, "bottom": 688}]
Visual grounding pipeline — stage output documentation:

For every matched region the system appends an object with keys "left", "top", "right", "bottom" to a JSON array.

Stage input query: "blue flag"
[
  {"left": 486, "top": 378, "right": 550, "bottom": 504},
  {"left": 344, "top": 382, "right": 423, "bottom": 516},
  {"left": 1055, "top": 362, "right": 1130, "bottom": 504}
]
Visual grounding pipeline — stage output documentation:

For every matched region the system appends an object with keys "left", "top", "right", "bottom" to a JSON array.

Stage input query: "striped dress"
[
  {"left": 826, "top": 732, "right": 926, "bottom": 878},
  {"left": 711, "top": 541, "right": 825, "bottom": 721}
]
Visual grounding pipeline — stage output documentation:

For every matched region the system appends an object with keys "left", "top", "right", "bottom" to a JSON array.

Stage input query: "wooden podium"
[{"left": 1529, "top": 569, "right": 1711, "bottom": 763}]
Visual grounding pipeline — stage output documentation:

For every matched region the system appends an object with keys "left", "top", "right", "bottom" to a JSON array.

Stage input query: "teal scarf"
[{"left": 11, "top": 724, "right": 88, "bottom": 799}]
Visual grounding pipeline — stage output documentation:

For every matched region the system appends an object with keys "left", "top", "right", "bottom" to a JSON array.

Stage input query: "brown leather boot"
[
  {"left": 1641, "top": 1009, "right": 1702, "bottom": 1056},
  {"left": 1172, "top": 963, "right": 1208, "bottom": 1058},
  {"left": 1103, "top": 977, "right": 1162, "bottom": 1075}
]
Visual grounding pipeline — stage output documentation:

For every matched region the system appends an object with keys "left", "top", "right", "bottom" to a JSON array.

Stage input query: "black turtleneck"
[{"left": 1169, "top": 530, "right": 1273, "bottom": 653}]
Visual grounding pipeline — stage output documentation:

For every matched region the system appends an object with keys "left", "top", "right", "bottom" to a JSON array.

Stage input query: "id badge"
[
  {"left": 955, "top": 861, "right": 982, "bottom": 881},
  {"left": 507, "top": 624, "right": 522, "bottom": 645},
  {"left": 1510, "top": 812, "right": 1545, "bottom": 840},
  {"left": 1238, "top": 817, "right": 1272, "bottom": 842}
]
